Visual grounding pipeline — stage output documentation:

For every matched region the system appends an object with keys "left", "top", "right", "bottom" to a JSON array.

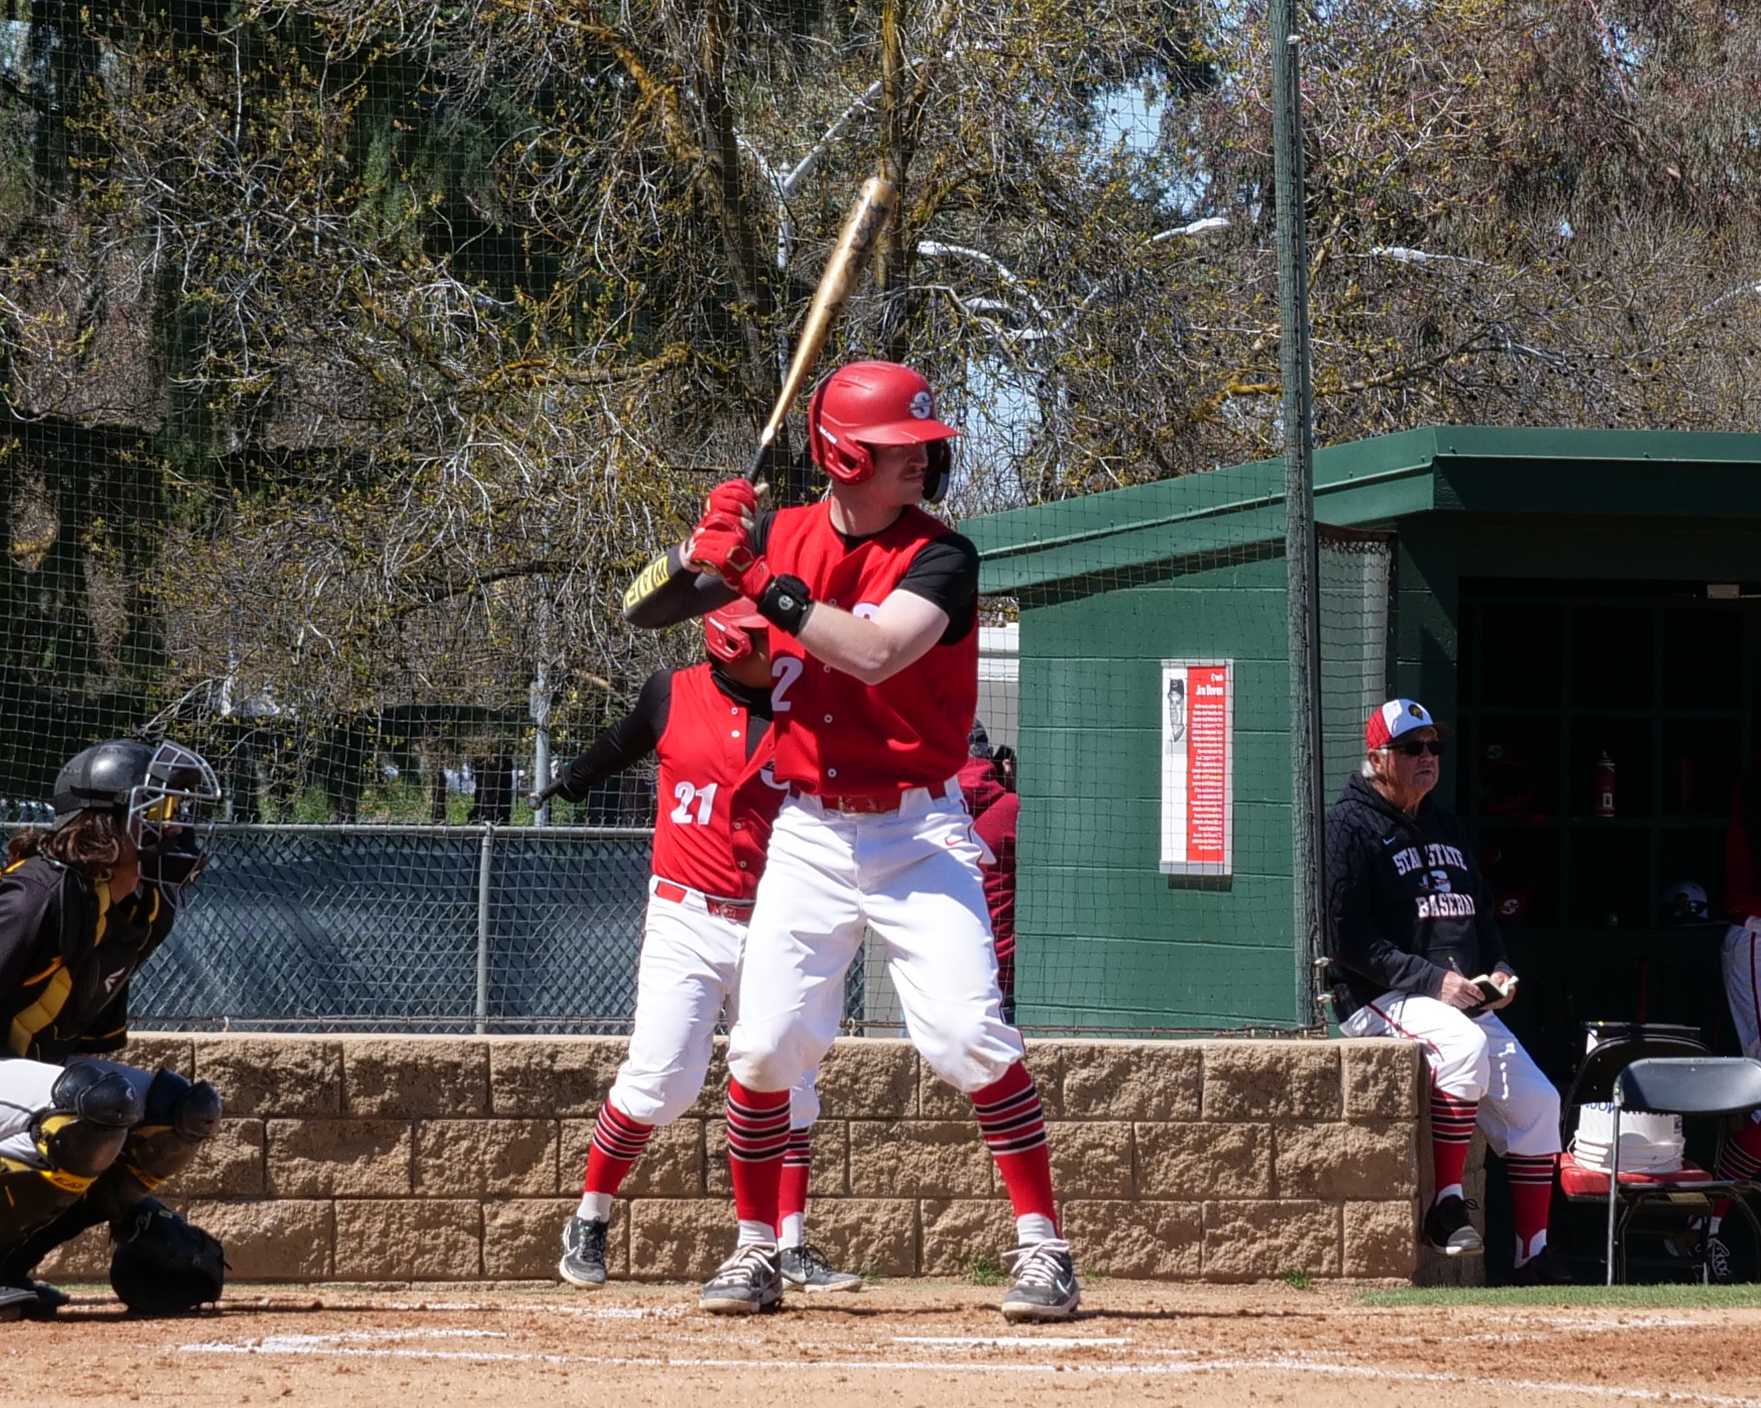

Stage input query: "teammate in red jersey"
[
  {"left": 624, "top": 362, "right": 1076, "bottom": 1322},
  {"left": 536, "top": 599, "right": 858, "bottom": 1294}
]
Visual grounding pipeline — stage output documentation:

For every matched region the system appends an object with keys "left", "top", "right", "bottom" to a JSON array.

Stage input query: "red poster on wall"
[{"left": 1160, "top": 660, "right": 1233, "bottom": 877}]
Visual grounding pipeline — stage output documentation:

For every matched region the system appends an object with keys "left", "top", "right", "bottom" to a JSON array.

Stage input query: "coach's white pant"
[
  {"left": 1342, "top": 994, "right": 1562, "bottom": 1157},
  {"left": 1724, "top": 919, "right": 1761, "bottom": 1128},
  {"left": 729, "top": 788, "right": 1024, "bottom": 1097},
  {"left": 0, "top": 1058, "right": 155, "bottom": 1167},
  {"left": 608, "top": 878, "right": 819, "bottom": 1129}
]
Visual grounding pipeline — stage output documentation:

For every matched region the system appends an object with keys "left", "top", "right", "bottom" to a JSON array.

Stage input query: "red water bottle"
[{"left": 1594, "top": 750, "right": 1616, "bottom": 818}]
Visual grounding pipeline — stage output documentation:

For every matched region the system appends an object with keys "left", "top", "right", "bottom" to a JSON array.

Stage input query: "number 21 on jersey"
[{"left": 668, "top": 781, "right": 718, "bottom": 826}]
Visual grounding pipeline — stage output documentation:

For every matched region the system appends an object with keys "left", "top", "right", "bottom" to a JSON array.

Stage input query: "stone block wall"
[{"left": 40, "top": 1034, "right": 1425, "bottom": 1284}]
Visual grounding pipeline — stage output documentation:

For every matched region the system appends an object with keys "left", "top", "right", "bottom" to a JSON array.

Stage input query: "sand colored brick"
[
  {"left": 1341, "top": 1039, "right": 1423, "bottom": 1120},
  {"left": 344, "top": 1038, "right": 490, "bottom": 1117},
  {"left": 178, "top": 1118, "right": 266, "bottom": 1197},
  {"left": 1203, "top": 1199, "right": 1341, "bottom": 1280},
  {"left": 850, "top": 1120, "right": 993, "bottom": 1198},
  {"left": 185, "top": 1198, "right": 335, "bottom": 1280},
  {"left": 919, "top": 1198, "right": 1021, "bottom": 1276},
  {"left": 1136, "top": 1122, "right": 1274, "bottom": 1199},
  {"left": 1045, "top": 1121, "right": 1135, "bottom": 1199},
  {"left": 334, "top": 1200, "right": 482, "bottom": 1279},
  {"left": 1203, "top": 1042, "right": 1343, "bottom": 1121},
  {"left": 1047, "top": 1040, "right": 1204, "bottom": 1122},
  {"left": 1344, "top": 1199, "right": 1420, "bottom": 1278},
  {"left": 799, "top": 1197, "right": 918, "bottom": 1277},
  {"left": 267, "top": 1118, "right": 412, "bottom": 1197},
  {"left": 1064, "top": 1199, "right": 1203, "bottom": 1279},
  {"left": 487, "top": 1036, "right": 622, "bottom": 1116},
  {"left": 195, "top": 1037, "right": 344, "bottom": 1116},
  {"left": 413, "top": 1119, "right": 558, "bottom": 1197},
  {"left": 1275, "top": 1121, "right": 1417, "bottom": 1200},
  {"left": 816, "top": 1038, "right": 918, "bottom": 1118},
  {"left": 629, "top": 1198, "right": 740, "bottom": 1280}
]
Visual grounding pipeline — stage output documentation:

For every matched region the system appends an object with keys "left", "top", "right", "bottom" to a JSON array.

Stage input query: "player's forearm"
[
  {"left": 622, "top": 542, "right": 738, "bottom": 629},
  {"left": 793, "top": 605, "right": 914, "bottom": 685}
]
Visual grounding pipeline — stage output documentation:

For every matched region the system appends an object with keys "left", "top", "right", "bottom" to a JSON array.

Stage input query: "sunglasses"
[{"left": 1385, "top": 739, "right": 1445, "bottom": 758}]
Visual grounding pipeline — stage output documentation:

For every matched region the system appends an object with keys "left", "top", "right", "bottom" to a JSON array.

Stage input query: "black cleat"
[{"left": 1423, "top": 1194, "right": 1484, "bottom": 1256}]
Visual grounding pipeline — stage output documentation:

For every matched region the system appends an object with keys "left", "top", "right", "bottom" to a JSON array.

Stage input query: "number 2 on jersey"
[
  {"left": 770, "top": 655, "right": 803, "bottom": 711},
  {"left": 668, "top": 780, "right": 719, "bottom": 826}
]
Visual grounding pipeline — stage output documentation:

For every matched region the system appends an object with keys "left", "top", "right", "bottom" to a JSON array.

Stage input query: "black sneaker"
[
  {"left": 699, "top": 1243, "right": 783, "bottom": 1315},
  {"left": 1422, "top": 1195, "right": 1484, "bottom": 1257},
  {"left": 999, "top": 1239, "right": 1081, "bottom": 1323},
  {"left": 779, "top": 1244, "right": 863, "bottom": 1294},
  {"left": 1508, "top": 1245, "right": 1573, "bottom": 1286},
  {"left": 558, "top": 1216, "right": 609, "bottom": 1289},
  {"left": 1705, "top": 1234, "right": 1734, "bottom": 1286}
]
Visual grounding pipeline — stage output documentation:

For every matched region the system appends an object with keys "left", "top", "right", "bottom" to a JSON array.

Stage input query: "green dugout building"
[{"left": 964, "top": 426, "right": 1761, "bottom": 1079}]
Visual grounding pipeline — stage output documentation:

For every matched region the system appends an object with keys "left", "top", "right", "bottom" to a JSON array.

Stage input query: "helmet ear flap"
[
  {"left": 807, "top": 371, "right": 876, "bottom": 485},
  {"left": 923, "top": 440, "right": 952, "bottom": 503}
]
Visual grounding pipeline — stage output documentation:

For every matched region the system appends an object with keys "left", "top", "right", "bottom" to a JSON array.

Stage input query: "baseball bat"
[{"left": 747, "top": 174, "right": 899, "bottom": 484}]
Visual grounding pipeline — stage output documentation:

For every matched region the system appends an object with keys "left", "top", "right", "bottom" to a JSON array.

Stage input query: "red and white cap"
[{"left": 1365, "top": 698, "right": 1439, "bottom": 751}]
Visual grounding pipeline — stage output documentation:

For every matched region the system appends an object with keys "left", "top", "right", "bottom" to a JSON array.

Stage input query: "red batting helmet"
[
  {"left": 704, "top": 597, "right": 768, "bottom": 665},
  {"left": 807, "top": 361, "right": 959, "bottom": 500}
]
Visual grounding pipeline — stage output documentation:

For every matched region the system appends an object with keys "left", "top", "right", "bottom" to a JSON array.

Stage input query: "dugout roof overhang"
[{"left": 965, "top": 426, "right": 1761, "bottom": 595}]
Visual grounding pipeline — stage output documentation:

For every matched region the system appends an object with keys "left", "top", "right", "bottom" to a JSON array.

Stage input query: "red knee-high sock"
[
  {"left": 1505, "top": 1152, "right": 1557, "bottom": 1261},
  {"left": 778, "top": 1128, "right": 812, "bottom": 1224},
  {"left": 725, "top": 1078, "right": 791, "bottom": 1240},
  {"left": 973, "top": 1061, "right": 1056, "bottom": 1229},
  {"left": 583, "top": 1101, "right": 654, "bottom": 1197},
  {"left": 1430, "top": 1088, "right": 1478, "bottom": 1199}
]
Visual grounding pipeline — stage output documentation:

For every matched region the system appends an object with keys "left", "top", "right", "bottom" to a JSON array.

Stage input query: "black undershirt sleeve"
[
  {"left": 553, "top": 671, "right": 673, "bottom": 802},
  {"left": 895, "top": 532, "right": 979, "bottom": 644},
  {"left": 622, "top": 510, "right": 780, "bottom": 629}
]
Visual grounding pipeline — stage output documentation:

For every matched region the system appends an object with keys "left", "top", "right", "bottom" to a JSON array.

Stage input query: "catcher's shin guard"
[
  {"left": 0, "top": 1062, "right": 143, "bottom": 1259},
  {"left": 84, "top": 1070, "right": 223, "bottom": 1228}
]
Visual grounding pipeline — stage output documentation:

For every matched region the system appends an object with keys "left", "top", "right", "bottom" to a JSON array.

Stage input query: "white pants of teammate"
[
  {"left": 1342, "top": 993, "right": 1562, "bottom": 1157},
  {"left": 1724, "top": 919, "right": 1761, "bottom": 1129},
  {"left": 0, "top": 1058, "right": 156, "bottom": 1168},
  {"left": 608, "top": 877, "right": 819, "bottom": 1129},
  {"left": 728, "top": 786, "right": 1024, "bottom": 1097}
]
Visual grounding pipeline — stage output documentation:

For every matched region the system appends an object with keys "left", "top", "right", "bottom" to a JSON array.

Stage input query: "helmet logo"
[{"left": 908, "top": 390, "right": 933, "bottom": 419}]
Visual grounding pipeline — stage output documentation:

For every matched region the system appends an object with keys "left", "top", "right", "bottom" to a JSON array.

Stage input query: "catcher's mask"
[{"left": 52, "top": 739, "right": 222, "bottom": 901}]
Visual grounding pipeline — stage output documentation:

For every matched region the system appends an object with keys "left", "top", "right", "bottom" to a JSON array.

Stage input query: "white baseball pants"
[
  {"left": 608, "top": 877, "right": 819, "bottom": 1129},
  {"left": 728, "top": 788, "right": 1024, "bottom": 1097},
  {"left": 1342, "top": 993, "right": 1562, "bottom": 1157}
]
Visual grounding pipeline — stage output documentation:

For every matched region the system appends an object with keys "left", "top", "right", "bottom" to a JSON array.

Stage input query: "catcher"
[{"left": 0, "top": 739, "right": 228, "bottom": 1320}]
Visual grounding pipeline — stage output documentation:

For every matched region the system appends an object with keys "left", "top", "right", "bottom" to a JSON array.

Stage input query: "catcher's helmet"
[
  {"left": 1660, "top": 879, "right": 1711, "bottom": 926},
  {"left": 806, "top": 361, "right": 959, "bottom": 502},
  {"left": 52, "top": 739, "right": 221, "bottom": 899},
  {"left": 704, "top": 597, "right": 769, "bottom": 665}
]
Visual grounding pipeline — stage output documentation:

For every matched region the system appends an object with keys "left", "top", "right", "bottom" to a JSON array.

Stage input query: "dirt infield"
[{"left": 11, "top": 1280, "right": 1761, "bottom": 1408}]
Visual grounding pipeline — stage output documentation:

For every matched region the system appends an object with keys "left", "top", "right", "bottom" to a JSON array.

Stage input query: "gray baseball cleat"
[
  {"left": 779, "top": 1244, "right": 863, "bottom": 1293},
  {"left": 0, "top": 1284, "right": 40, "bottom": 1323},
  {"left": 558, "top": 1216, "right": 609, "bottom": 1289},
  {"left": 699, "top": 1243, "right": 783, "bottom": 1315},
  {"left": 999, "top": 1238, "right": 1081, "bottom": 1323}
]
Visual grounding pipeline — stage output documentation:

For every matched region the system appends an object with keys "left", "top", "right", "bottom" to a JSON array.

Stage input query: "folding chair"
[
  {"left": 1556, "top": 1025, "right": 1711, "bottom": 1282},
  {"left": 1602, "top": 1057, "right": 1761, "bottom": 1285}
]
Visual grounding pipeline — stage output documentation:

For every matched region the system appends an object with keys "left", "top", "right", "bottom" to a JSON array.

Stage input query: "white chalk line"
[
  {"left": 176, "top": 1335, "right": 1761, "bottom": 1404},
  {"left": 894, "top": 1335, "right": 1133, "bottom": 1349}
]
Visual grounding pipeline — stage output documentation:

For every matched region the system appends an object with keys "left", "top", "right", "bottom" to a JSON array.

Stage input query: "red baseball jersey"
[
  {"left": 651, "top": 663, "right": 787, "bottom": 900},
  {"left": 763, "top": 501, "right": 979, "bottom": 795},
  {"left": 973, "top": 790, "right": 1018, "bottom": 962}
]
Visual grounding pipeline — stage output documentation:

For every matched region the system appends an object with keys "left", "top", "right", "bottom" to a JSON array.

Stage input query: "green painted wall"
[{"left": 1014, "top": 558, "right": 1301, "bottom": 1031}]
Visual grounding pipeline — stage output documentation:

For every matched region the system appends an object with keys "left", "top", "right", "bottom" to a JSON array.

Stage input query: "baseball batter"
[
  {"left": 0, "top": 739, "right": 228, "bottom": 1319},
  {"left": 624, "top": 361, "right": 1076, "bottom": 1322},
  {"left": 1325, "top": 700, "right": 1569, "bottom": 1285},
  {"left": 1707, "top": 764, "right": 1761, "bottom": 1279},
  {"left": 535, "top": 600, "right": 857, "bottom": 1294}
]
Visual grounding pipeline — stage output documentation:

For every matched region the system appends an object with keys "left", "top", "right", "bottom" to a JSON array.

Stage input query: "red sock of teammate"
[
  {"left": 778, "top": 1128, "right": 812, "bottom": 1247},
  {"left": 972, "top": 1062, "right": 1057, "bottom": 1240},
  {"left": 1430, "top": 1088, "right": 1478, "bottom": 1200},
  {"left": 581, "top": 1101, "right": 654, "bottom": 1209},
  {"left": 725, "top": 1078, "right": 791, "bottom": 1244},
  {"left": 1505, "top": 1152, "right": 1557, "bottom": 1263},
  {"left": 1716, "top": 1118, "right": 1761, "bottom": 1184}
]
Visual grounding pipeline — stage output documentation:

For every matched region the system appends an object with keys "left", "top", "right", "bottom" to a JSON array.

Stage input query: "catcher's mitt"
[{"left": 109, "top": 1200, "right": 226, "bottom": 1314}]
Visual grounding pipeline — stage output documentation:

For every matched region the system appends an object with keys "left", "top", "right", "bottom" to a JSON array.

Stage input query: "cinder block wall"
[{"left": 41, "top": 1035, "right": 1424, "bottom": 1284}]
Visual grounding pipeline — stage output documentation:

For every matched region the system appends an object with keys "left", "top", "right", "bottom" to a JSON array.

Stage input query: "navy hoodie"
[{"left": 1322, "top": 773, "right": 1511, "bottom": 1022}]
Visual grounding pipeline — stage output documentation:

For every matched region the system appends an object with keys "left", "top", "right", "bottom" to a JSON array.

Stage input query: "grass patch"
[
  {"left": 1360, "top": 1284, "right": 1761, "bottom": 1310},
  {"left": 1280, "top": 1269, "right": 1314, "bottom": 1291},
  {"left": 965, "top": 1253, "right": 1005, "bottom": 1287}
]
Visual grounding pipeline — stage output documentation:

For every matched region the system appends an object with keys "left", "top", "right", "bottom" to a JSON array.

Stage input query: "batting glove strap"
[{"left": 754, "top": 572, "right": 813, "bottom": 635}]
